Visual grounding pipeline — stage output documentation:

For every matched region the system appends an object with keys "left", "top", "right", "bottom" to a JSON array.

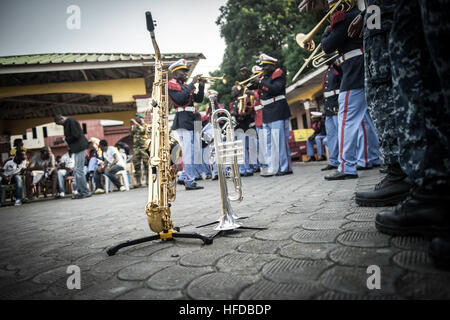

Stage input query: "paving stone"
[
  {"left": 329, "top": 247, "right": 396, "bottom": 267},
  {"left": 179, "top": 249, "right": 234, "bottom": 267},
  {"left": 187, "top": 272, "right": 257, "bottom": 300},
  {"left": 239, "top": 279, "right": 325, "bottom": 300},
  {"left": 319, "top": 265, "right": 405, "bottom": 296},
  {"left": 292, "top": 229, "right": 343, "bottom": 243},
  {"left": 146, "top": 245, "right": 203, "bottom": 262},
  {"left": 31, "top": 265, "right": 71, "bottom": 285},
  {"left": 396, "top": 272, "right": 450, "bottom": 299},
  {"left": 73, "top": 278, "right": 142, "bottom": 300},
  {"left": 262, "top": 258, "right": 334, "bottom": 283},
  {"left": 316, "top": 291, "right": 401, "bottom": 300},
  {"left": 285, "top": 206, "right": 315, "bottom": 215},
  {"left": 302, "top": 220, "right": 347, "bottom": 230},
  {"left": 392, "top": 250, "right": 444, "bottom": 274},
  {"left": 346, "top": 210, "right": 378, "bottom": 222},
  {"left": 91, "top": 255, "right": 143, "bottom": 274},
  {"left": 117, "top": 261, "right": 175, "bottom": 281},
  {"left": 147, "top": 265, "right": 213, "bottom": 290},
  {"left": 116, "top": 288, "right": 184, "bottom": 300},
  {"left": 309, "top": 210, "right": 350, "bottom": 221},
  {"left": 341, "top": 221, "right": 377, "bottom": 232},
  {"left": 279, "top": 243, "right": 339, "bottom": 260},
  {"left": 216, "top": 253, "right": 278, "bottom": 275},
  {"left": 390, "top": 236, "right": 430, "bottom": 251},
  {"left": 254, "top": 228, "right": 295, "bottom": 241},
  {"left": 337, "top": 231, "right": 391, "bottom": 248},
  {"left": 237, "top": 240, "right": 289, "bottom": 254},
  {"left": 0, "top": 281, "right": 48, "bottom": 299}
]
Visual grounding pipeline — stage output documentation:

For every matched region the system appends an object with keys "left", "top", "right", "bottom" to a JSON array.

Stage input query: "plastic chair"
[{"left": 104, "top": 170, "right": 130, "bottom": 194}]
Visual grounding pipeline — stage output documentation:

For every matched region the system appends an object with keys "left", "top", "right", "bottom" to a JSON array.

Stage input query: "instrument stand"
[
  {"left": 196, "top": 216, "right": 249, "bottom": 229},
  {"left": 106, "top": 227, "right": 213, "bottom": 256},
  {"left": 208, "top": 225, "right": 267, "bottom": 241}
]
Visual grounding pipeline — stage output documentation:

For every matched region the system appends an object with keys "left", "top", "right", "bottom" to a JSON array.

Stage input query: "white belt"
[
  {"left": 260, "top": 95, "right": 286, "bottom": 106},
  {"left": 254, "top": 104, "right": 264, "bottom": 111},
  {"left": 338, "top": 48, "right": 364, "bottom": 64},
  {"left": 324, "top": 89, "right": 340, "bottom": 98},
  {"left": 176, "top": 106, "right": 195, "bottom": 112}
]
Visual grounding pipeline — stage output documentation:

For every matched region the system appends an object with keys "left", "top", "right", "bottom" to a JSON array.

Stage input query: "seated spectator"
[
  {"left": 26, "top": 146, "right": 57, "bottom": 199},
  {"left": 94, "top": 140, "right": 127, "bottom": 194},
  {"left": 57, "top": 149, "right": 76, "bottom": 197},
  {"left": 86, "top": 141, "right": 100, "bottom": 191},
  {"left": 10, "top": 138, "right": 27, "bottom": 157},
  {"left": 306, "top": 112, "right": 327, "bottom": 162},
  {"left": 0, "top": 148, "right": 27, "bottom": 206},
  {"left": 115, "top": 141, "right": 132, "bottom": 163}
]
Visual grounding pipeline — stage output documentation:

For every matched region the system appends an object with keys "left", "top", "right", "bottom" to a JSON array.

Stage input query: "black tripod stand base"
[{"left": 106, "top": 230, "right": 213, "bottom": 256}]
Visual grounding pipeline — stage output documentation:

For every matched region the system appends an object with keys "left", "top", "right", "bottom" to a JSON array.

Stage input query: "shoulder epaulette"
[
  {"left": 271, "top": 68, "right": 283, "bottom": 80},
  {"left": 168, "top": 79, "right": 181, "bottom": 91},
  {"left": 331, "top": 11, "right": 346, "bottom": 29}
]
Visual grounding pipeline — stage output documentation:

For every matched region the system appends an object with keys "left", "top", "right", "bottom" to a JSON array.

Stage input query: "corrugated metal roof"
[{"left": 0, "top": 52, "right": 206, "bottom": 66}]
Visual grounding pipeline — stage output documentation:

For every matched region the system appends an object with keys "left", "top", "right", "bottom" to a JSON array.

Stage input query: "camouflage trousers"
[
  {"left": 390, "top": 0, "right": 450, "bottom": 188},
  {"left": 364, "top": 0, "right": 398, "bottom": 167},
  {"left": 133, "top": 149, "right": 149, "bottom": 185}
]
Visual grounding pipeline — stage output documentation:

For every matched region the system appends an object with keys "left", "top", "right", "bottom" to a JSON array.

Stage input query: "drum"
[{"left": 201, "top": 123, "right": 214, "bottom": 145}]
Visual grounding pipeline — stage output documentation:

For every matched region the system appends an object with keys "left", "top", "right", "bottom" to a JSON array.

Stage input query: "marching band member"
[
  {"left": 168, "top": 59, "right": 205, "bottom": 190},
  {"left": 249, "top": 65, "right": 266, "bottom": 173},
  {"left": 252, "top": 54, "right": 292, "bottom": 177},
  {"left": 232, "top": 86, "right": 256, "bottom": 177},
  {"left": 321, "top": 57, "right": 341, "bottom": 171},
  {"left": 321, "top": 0, "right": 379, "bottom": 180}
]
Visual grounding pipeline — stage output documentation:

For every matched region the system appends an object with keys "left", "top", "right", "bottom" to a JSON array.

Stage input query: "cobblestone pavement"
[{"left": 1, "top": 163, "right": 449, "bottom": 300}]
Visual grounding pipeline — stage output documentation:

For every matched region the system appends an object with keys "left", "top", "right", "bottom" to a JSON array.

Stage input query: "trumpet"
[
  {"left": 295, "top": 0, "right": 344, "bottom": 51},
  {"left": 235, "top": 73, "right": 263, "bottom": 91},
  {"left": 190, "top": 75, "right": 227, "bottom": 84}
]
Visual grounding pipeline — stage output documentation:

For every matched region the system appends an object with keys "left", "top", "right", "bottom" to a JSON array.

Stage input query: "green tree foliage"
[{"left": 209, "top": 0, "right": 325, "bottom": 104}]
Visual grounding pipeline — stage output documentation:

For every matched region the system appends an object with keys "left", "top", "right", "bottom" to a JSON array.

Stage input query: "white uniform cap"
[
  {"left": 252, "top": 65, "right": 263, "bottom": 74},
  {"left": 168, "top": 59, "right": 188, "bottom": 72},
  {"left": 259, "top": 53, "right": 278, "bottom": 65},
  {"left": 311, "top": 111, "right": 323, "bottom": 118}
]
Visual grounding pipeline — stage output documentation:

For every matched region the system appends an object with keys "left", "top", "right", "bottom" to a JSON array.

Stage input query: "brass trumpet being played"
[
  {"left": 189, "top": 75, "right": 227, "bottom": 84},
  {"left": 235, "top": 72, "right": 263, "bottom": 91}
]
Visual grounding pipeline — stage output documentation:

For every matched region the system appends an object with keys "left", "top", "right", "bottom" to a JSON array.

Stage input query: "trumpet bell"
[{"left": 296, "top": 33, "right": 316, "bottom": 51}]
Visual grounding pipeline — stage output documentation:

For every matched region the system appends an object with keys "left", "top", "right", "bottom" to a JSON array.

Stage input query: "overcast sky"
[{"left": 0, "top": 0, "right": 228, "bottom": 76}]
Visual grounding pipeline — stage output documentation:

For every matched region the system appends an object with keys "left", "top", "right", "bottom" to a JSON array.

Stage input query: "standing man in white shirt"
[{"left": 93, "top": 140, "right": 127, "bottom": 194}]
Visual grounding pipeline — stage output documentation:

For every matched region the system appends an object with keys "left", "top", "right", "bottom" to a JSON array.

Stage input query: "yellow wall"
[
  {"left": 287, "top": 84, "right": 323, "bottom": 105},
  {"left": 0, "top": 78, "right": 146, "bottom": 104}
]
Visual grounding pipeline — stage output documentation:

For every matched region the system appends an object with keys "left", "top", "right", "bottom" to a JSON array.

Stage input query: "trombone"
[
  {"left": 295, "top": 0, "right": 344, "bottom": 51},
  {"left": 292, "top": 45, "right": 339, "bottom": 82}
]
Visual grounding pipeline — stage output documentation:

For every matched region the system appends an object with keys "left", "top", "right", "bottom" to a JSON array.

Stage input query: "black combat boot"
[
  {"left": 306, "top": 156, "right": 316, "bottom": 162},
  {"left": 375, "top": 184, "right": 450, "bottom": 237},
  {"left": 355, "top": 164, "right": 411, "bottom": 207}
]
